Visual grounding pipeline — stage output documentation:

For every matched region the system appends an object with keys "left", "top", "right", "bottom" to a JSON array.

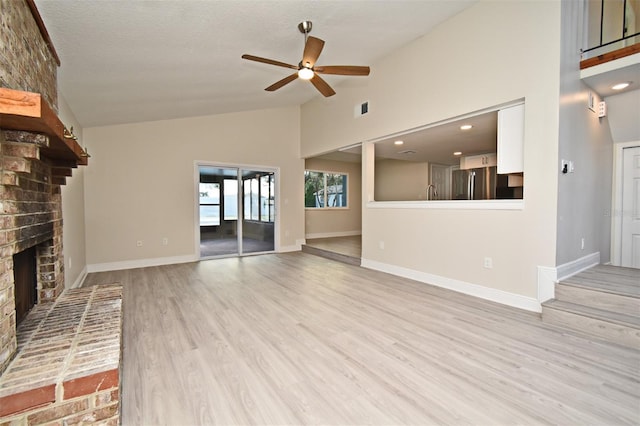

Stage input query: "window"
[
  {"left": 305, "top": 171, "right": 348, "bottom": 208},
  {"left": 223, "top": 179, "right": 238, "bottom": 220},
  {"left": 243, "top": 172, "right": 274, "bottom": 222},
  {"left": 199, "top": 182, "right": 220, "bottom": 226},
  {"left": 260, "top": 174, "right": 275, "bottom": 222}
]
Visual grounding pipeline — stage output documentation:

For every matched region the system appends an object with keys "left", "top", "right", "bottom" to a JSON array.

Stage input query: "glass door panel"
[
  {"left": 199, "top": 166, "right": 238, "bottom": 258},
  {"left": 241, "top": 169, "right": 275, "bottom": 254}
]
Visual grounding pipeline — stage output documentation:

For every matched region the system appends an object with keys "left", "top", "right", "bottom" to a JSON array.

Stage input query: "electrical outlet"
[
  {"left": 561, "top": 159, "right": 568, "bottom": 174},
  {"left": 162, "top": 237, "right": 168, "bottom": 246},
  {"left": 483, "top": 257, "right": 493, "bottom": 269}
]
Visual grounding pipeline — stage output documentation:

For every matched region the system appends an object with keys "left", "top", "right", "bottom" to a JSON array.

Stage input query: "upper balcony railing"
[{"left": 582, "top": 0, "right": 640, "bottom": 61}]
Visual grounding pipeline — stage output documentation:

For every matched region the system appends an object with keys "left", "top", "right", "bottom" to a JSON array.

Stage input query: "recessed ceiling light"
[
  {"left": 453, "top": 151, "right": 462, "bottom": 156},
  {"left": 394, "top": 140, "right": 404, "bottom": 145},
  {"left": 460, "top": 124, "right": 473, "bottom": 130},
  {"left": 611, "top": 82, "right": 631, "bottom": 90}
]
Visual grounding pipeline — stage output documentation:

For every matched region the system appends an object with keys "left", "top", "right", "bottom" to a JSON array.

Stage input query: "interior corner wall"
[
  {"left": 300, "top": 0, "right": 562, "bottom": 301},
  {"left": 374, "top": 159, "right": 429, "bottom": 201},
  {"left": 556, "top": 0, "right": 614, "bottom": 266},
  {"left": 605, "top": 89, "right": 640, "bottom": 143},
  {"left": 83, "top": 106, "right": 303, "bottom": 266},
  {"left": 58, "top": 94, "right": 87, "bottom": 288},
  {"left": 304, "top": 158, "right": 362, "bottom": 238}
]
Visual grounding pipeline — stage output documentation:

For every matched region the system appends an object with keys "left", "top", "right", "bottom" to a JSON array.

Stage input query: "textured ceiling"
[{"left": 34, "top": 0, "right": 476, "bottom": 128}]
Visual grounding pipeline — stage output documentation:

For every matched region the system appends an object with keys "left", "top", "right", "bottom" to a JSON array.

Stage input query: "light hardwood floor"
[
  {"left": 304, "top": 236, "right": 361, "bottom": 258},
  {"left": 83, "top": 253, "right": 640, "bottom": 425}
]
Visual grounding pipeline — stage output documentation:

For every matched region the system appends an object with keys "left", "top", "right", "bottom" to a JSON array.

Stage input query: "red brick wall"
[
  {"left": 0, "top": 0, "right": 64, "bottom": 376},
  {"left": 0, "top": 0, "right": 58, "bottom": 110},
  {"left": 0, "top": 129, "right": 64, "bottom": 375}
]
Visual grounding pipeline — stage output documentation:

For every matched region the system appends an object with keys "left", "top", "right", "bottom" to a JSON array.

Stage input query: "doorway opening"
[{"left": 198, "top": 165, "right": 276, "bottom": 258}]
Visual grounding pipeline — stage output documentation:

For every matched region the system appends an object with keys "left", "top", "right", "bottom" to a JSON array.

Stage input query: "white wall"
[
  {"left": 301, "top": 0, "right": 562, "bottom": 305},
  {"left": 556, "top": 0, "right": 614, "bottom": 266},
  {"left": 605, "top": 89, "right": 640, "bottom": 143},
  {"left": 58, "top": 94, "right": 87, "bottom": 288},
  {"left": 83, "top": 106, "right": 303, "bottom": 267},
  {"left": 304, "top": 158, "right": 361, "bottom": 238}
]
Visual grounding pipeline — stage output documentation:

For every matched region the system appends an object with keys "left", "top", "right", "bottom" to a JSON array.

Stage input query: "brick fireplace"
[
  {"left": 0, "top": 0, "right": 64, "bottom": 378},
  {"left": 0, "top": 1, "right": 120, "bottom": 424},
  {"left": 1, "top": 131, "right": 66, "bottom": 368}
]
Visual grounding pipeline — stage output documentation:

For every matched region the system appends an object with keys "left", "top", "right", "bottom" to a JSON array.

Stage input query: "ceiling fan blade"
[
  {"left": 310, "top": 74, "right": 336, "bottom": 97},
  {"left": 302, "top": 36, "right": 325, "bottom": 67},
  {"left": 242, "top": 54, "right": 298, "bottom": 70},
  {"left": 265, "top": 73, "right": 299, "bottom": 91},
  {"left": 314, "top": 65, "right": 370, "bottom": 76}
]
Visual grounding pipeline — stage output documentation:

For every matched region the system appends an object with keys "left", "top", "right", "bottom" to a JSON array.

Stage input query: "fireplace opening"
[{"left": 13, "top": 246, "right": 38, "bottom": 325}]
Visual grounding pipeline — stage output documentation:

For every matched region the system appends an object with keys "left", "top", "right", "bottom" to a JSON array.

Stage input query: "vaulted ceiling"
[{"left": 34, "top": 0, "right": 476, "bottom": 128}]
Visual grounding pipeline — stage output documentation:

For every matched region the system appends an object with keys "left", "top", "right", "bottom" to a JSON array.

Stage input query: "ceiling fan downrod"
[{"left": 298, "top": 20, "right": 312, "bottom": 45}]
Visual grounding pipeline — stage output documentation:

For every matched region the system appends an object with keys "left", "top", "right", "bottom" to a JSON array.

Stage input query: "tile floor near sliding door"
[{"left": 83, "top": 252, "right": 640, "bottom": 425}]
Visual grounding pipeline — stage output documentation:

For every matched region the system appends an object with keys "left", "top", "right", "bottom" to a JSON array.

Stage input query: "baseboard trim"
[
  {"left": 305, "top": 231, "right": 361, "bottom": 239},
  {"left": 537, "top": 266, "right": 557, "bottom": 304},
  {"left": 361, "top": 258, "right": 540, "bottom": 312},
  {"left": 278, "top": 243, "right": 302, "bottom": 253},
  {"left": 69, "top": 266, "right": 88, "bottom": 289},
  {"left": 536, "top": 252, "right": 600, "bottom": 304},
  {"left": 87, "top": 254, "right": 197, "bottom": 273},
  {"left": 556, "top": 252, "right": 600, "bottom": 281}
]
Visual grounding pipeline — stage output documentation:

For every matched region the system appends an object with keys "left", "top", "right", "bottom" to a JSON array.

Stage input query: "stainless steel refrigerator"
[{"left": 451, "top": 167, "right": 497, "bottom": 200}]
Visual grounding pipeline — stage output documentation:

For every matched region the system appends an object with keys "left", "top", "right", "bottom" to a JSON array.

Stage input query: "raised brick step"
[{"left": 0, "top": 284, "right": 122, "bottom": 424}]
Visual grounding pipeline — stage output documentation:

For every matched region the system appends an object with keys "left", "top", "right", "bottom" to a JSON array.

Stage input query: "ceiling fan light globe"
[{"left": 298, "top": 67, "right": 314, "bottom": 80}]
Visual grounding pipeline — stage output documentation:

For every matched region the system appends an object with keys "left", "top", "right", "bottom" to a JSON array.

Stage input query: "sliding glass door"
[
  {"left": 198, "top": 165, "right": 275, "bottom": 258},
  {"left": 241, "top": 170, "right": 275, "bottom": 254}
]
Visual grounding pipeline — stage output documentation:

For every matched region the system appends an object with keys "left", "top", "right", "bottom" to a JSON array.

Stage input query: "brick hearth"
[
  {"left": 1, "top": 1, "right": 109, "bottom": 423},
  {"left": 0, "top": 284, "right": 122, "bottom": 423}
]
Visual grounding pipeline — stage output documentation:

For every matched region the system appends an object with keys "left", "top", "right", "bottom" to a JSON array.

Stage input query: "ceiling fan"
[{"left": 241, "top": 21, "right": 370, "bottom": 97}]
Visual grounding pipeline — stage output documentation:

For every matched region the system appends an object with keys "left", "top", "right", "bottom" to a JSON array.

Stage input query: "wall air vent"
[
  {"left": 354, "top": 100, "right": 370, "bottom": 117},
  {"left": 398, "top": 150, "right": 417, "bottom": 155}
]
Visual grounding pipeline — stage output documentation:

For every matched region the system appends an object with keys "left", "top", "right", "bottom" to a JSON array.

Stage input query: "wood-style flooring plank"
[
  {"left": 82, "top": 253, "right": 640, "bottom": 425},
  {"left": 304, "top": 235, "right": 362, "bottom": 258}
]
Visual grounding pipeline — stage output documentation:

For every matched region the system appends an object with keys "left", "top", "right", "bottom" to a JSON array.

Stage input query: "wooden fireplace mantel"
[{"left": 0, "top": 87, "right": 88, "bottom": 166}]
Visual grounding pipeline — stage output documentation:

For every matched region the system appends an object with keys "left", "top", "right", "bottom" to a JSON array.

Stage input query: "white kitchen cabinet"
[
  {"left": 460, "top": 153, "right": 497, "bottom": 170},
  {"left": 497, "top": 103, "right": 525, "bottom": 174}
]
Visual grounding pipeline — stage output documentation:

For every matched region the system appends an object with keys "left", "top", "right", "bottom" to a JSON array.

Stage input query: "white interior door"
[{"left": 621, "top": 146, "right": 640, "bottom": 268}]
